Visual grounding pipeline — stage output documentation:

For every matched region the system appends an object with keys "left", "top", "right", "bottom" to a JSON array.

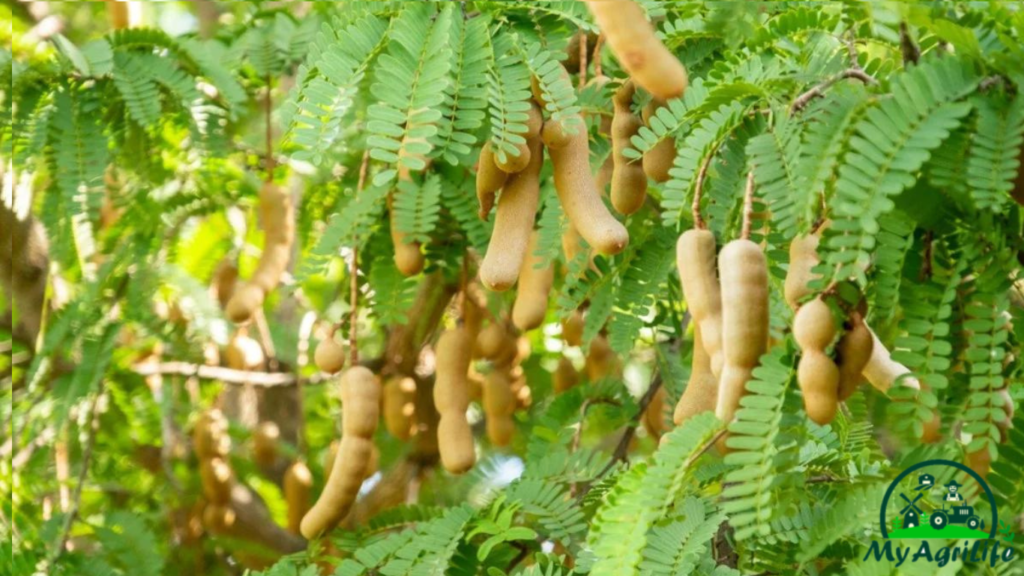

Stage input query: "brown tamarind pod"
[
  {"left": 862, "top": 329, "right": 920, "bottom": 394},
  {"left": 966, "top": 446, "right": 992, "bottom": 478},
  {"left": 562, "top": 311, "right": 584, "bottom": 347},
  {"left": 480, "top": 138, "right": 544, "bottom": 291},
  {"left": 512, "top": 231, "right": 555, "bottom": 331},
  {"left": 300, "top": 367, "right": 379, "bottom": 539},
  {"left": 673, "top": 324, "right": 719, "bottom": 425},
  {"left": 585, "top": 334, "right": 621, "bottom": 381},
  {"left": 476, "top": 142, "right": 508, "bottom": 220},
  {"left": 642, "top": 386, "right": 669, "bottom": 439},
  {"left": 531, "top": 65, "right": 572, "bottom": 112},
  {"left": 314, "top": 335, "right": 346, "bottom": 374},
  {"left": 434, "top": 328, "right": 476, "bottom": 474},
  {"left": 996, "top": 387, "right": 1014, "bottom": 441},
  {"left": 554, "top": 356, "right": 580, "bottom": 393},
  {"left": 383, "top": 376, "right": 416, "bottom": 441},
  {"left": 610, "top": 80, "right": 648, "bottom": 215},
  {"left": 640, "top": 100, "right": 675, "bottom": 183},
  {"left": 476, "top": 322, "right": 507, "bottom": 359},
  {"left": 548, "top": 114, "right": 629, "bottom": 255},
  {"left": 213, "top": 259, "right": 239, "bottom": 311},
  {"left": 252, "top": 422, "right": 280, "bottom": 469},
  {"left": 200, "top": 457, "right": 234, "bottom": 505},
  {"left": 225, "top": 284, "right": 265, "bottom": 324},
  {"left": 921, "top": 410, "right": 941, "bottom": 444},
  {"left": 676, "top": 229, "right": 725, "bottom": 377},
  {"left": 784, "top": 232, "right": 822, "bottom": 310},
  {"left": 716, "top": 239, "right": 769, "bottom": 425},
  {"left": 194, "top": 410, "right": 230, "bottom": 460},
  {"left": 794, "top": 298, "right": 840, "bottom": 425},
  {"left": 483, "top": 369, "right": 516, "bottom": 447},
  {"left": 836, "top": 314, "right": 873, "bottom": 401},
  {"left": 283, "top": 461, "right": 312, "bottom": 535},
  {"left": 226, "top": 330, "right": 264, "bottom": 371},
  {"left": 202, "top": 504, "right": 236, "bottom": 533},
  {"left": 494, "top": 102, "right": 543, "bottom": 175},
  {"left": 365, "top": 443, "right": 380, "bottom": 478},
  {"left": 491, "top": 330, "right": 521, "bottom": 369},
  {"left": 388, "top": 193, "right": 425, "bottom": 277},
  {"left": 584, "top": 0, "right": 689, "bottom": 101}
]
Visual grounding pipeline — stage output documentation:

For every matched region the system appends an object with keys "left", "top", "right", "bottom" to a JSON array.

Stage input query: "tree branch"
[
  {"left": 790, "top": 69, "right": 876, "bottom": 113},
  {"left": 132, "top": 361, "right": 329, "bottom": 387}
]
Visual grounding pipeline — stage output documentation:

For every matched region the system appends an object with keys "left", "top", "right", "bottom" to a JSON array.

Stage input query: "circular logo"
[{"left": 879, "top": 459, "right": 998, "bottom": 540}]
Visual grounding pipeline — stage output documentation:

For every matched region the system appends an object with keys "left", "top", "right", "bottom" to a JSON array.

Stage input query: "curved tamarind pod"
[
  {"left": 383, "top": 376, "right": 416, "bottom": 441},
  {"left": 554, "top": 356, "right": 580, "bottom": 393},
  {"left": 314, "top": 336, "right": 346, "bottom": 374},
  {"left": 194, "top": 410, "right": 230, "bottom": 460},
  {"left": 967, "top": 446, "right": 992, "bottom": 478},
  {"left": 794, "top": 299, "right": 840, "bottom": 425},
  {"left": 836, "top": 315, "right": 873, "bottom": 401},
  {"left": 477, "top": 142, "right": 509, "bottom": 220},
  {"left": 476, "top": 322, "right": 506, "bottom": 359},
  {"left": 283, "top": 461, "right": 312, "bottom": 535},
  {"left": 784, "top": 233, "right": 822, "bottom": 310},
  {"left": 716, "top": 240, "right": 769, "bottom": 425},
  {"left": 213, "top": 259, "right": 239, "bottom": 311},
  {"left": 676, "top": 229, "right": 725, "bottom": 377},
  {"left": 531, "top": 65, "right": 572, "bottom": 112},
  {"left": 226, "top": 331, "right": 264, "bottom": 371},
  {"left": 200, "top": 457, "right": 234, "bottom": 505},
  {"left": 512, "top": 232, "right": 555, "bottom": 331},
  {"left": 584, "top": 0, "right": 688, "bottom": 101},
  {"left": 224, "top": 183, "right": 294, "bottom": 323},
  {"left": 673, "top": 324, "right": 719, "bottom": 425},
  {"left": 996, "top": 387, "right": 1015, "bottom": 441},
  {"left": 301, "top": 367, "right": 379, "bottom": 539},
  {"left": 862, "top": 330, "right": 920, "bottom": 393},
  {"left": 491, "top": 330, "right": 521, "bottom": 369},
  {"left": 480, "top": 138, "right": 544, "bottom": 291},
  {"left": 202, "top": 503, "right": 236, "bottom": 533},
  {"left": 548, "top": 115, "right": 629, "bottom": 255},
  {"left": 434, "top": 328, "right": 476, "bottom": 473},
  {"left": 561, "top": 311, "right": 584, "bottom": 347},
  {"left": 495, "top": 102, "right": 544, "bottom": 174},
  {"left": 641, "top": 100, "right": 675, "bottom": 183},
  {"left": 643, "top": 386, "right": 669, "bottom": 439},
  {"left": 793, "top": 299, "right": 836, "bottom": 351},
  {"left": 388, "top": 193, "right": 425, "bottom": 277},
  {"left": 610, "top": 80, "right": 648, "bottom": 215},
  {"left": 252, "top": 422, "right": 280, "bottom": 469},
  {"left": 483, "top": 369, "right": 516, "bottom": 447},
  {"left": 585, "top": 334, "right": 621, "bottom": 381},
  {"left": 921, "top": 410, "right": 941, "bottom": 444}
]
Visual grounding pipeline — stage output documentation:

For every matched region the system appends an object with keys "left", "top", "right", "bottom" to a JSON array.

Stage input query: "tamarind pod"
[
  {"left": 202, "top": 503, "right": 236, "bottom": 533},
  {"left": 640, "top": 100, "right": 675, "bottom": 183},
  {"left": 383, "top": 376, "right": 416, "bottom": 441},
  {"left": 225, "top": 283, "right": 265, "bottom": 324},
  {"left": 921, "top": 410, "right": 941, "bottom": 444},
  {"left": 642, "top": 386, "right": 668, "bottom": 439},
  {"left": 610, "top": 80, "right": 648, "bottom": 215},
  {"left": 836, "top": 317, "right": 873, "bottom": 401},
  {"left": 966, "top": 446, "right": 992, "bottom": 478},
  {"left": 252, "top": 422, "right": 280, "bottom": 469},
  {"left": 194, "top": 410, "right": 230, "bottom": 460},
  {"left": 996, "top": 387, "right": 1015, "bottom": 440},
  {"left": 200, "top": 457, "right": 234, "bottom": 505},
  {"left": 477, "top": 142, "right": 509, "bottom": 220},
  {"left": 554, "top": 356, "right": 580, "bottom": 393},
  {"left": 861, "top": 330, "right": 921, "bottom": 393},
  {"left": 323, "top": 440, "right": 339, "bottom": 479},
  {"left": 283, "top": 461, "right": 312, "bottom": 535},
  {"left": 548, "top": 115, "right": 629, "bottom": 255},
  {"left": 314, "top": 336, "right": 347, "bottom": 374},
  {"left": 487, "top": 416, "right": 515, "bottom": 448},
  {"left": 438, "top": 417, "right": 476, "bottom": 474},
  {"left": 249, "top": 244, "right": 291, "bottom": 293},
  {"left": 483, "top": 370, "right": 516, "bottom": 446},
  {"left": 561, "top": 311, "right": 584, "bottom": 347},
  {"left": 584, "top": 0, "right": 688, "bottom": 101},
  {"left": 798, "top": 352, "right": 840, "bottom": 425},
  {"left": 480, "top": 138, "right": 544, "bottom": 291},
  {"left": 793, "top": 299, "right": 836, "bottom": 351},
  {"left": 784, "top": 233, "right": 821, "bottom": 310},
  {"left": 365, "top": 444, "right": 380, "bottom": 478},
  {"left": 491, "top": 331, "right": 521, "bottom": 369},
  {"left": 531, "top": 66, "right": 571, "bottom": 111},
  {"left": 434, "top": 328, "right": 472, "bottom": 415},
  {"left": 676, "top": 229, "right": 725, "bottom": 377},
  {"left": 341, "top": 367, "right": 381, "bottom": 438},
  {"left": 673, "top": 324, "right": 719, "bottom": 425},
  {"left": 463, "top": 290, "right": 485, "bottom": 341},
  {"left": 512, "top": 232, "right": 555, "bottom": 331},
  {"left": 225, "top": 331, "right": 264, "bottom": 371},
  {"left": 496, "top": 102, "right": 543, "bottom": 174},
  {"left": 716, "top": 239, "right": 769, "bottom": 424},
  {"left": 476, "top": 323, "right": 506, "bottom": 359},
  {"left": 389, "top": 194, "right": 425, "bottom": 277},
  {"left": 468, "top": 372, "right": 484, "bottom": 402},
  {"left": 299, "top": 436, "right": 373, "bottom": 539},
  {"left": 213, "top": 259, "right": 239, "bottom": 310},
  {"left": 585, "top": 334, "right": 621, "bottom": 381},
  {"left": 542, "top": 116, "right": 576, "bottom": 151}
]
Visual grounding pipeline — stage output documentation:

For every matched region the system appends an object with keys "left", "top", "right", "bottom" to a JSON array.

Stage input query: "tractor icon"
[{"left": 929, "top": 503, "right": 984, "bottom": 531}]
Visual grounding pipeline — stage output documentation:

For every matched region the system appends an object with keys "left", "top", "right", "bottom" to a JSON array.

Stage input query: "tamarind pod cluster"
[
  {"left": 315, "top": 333, "right": 347, "bottom": 374},
  {"left": 476, "top": 142, "right": 508, "bottom": 219},
  {"left": 480, "top": 138, "right": 545, "bottom": 291},
  {"left": 562, "top": 311, "right": 584, "bottom": 347},
  {"left": 584, "top": 0, "right": 689, "bottom": 101},
  {"left": 300, "top": 367, "right": 380, "bottom": 539},
  {"left": 610, "top": 80, "right": 648, "bottom": 215},
  {"left": 383, "top": 376, "right": 416, "bottom": 441},
  {"left": 673, "top": 324, "right": 719, "bottom": 425},
  {"left": 388, "top": 191, "right": 425, "bottom": 277},
  {"left": 252, "top": 422, "right": 280, "bottom": 470},
  {"left": 483, "top": 368, "right": 516, "bottom": 447},
  {"left": 283, "top": 461, "right": 311, "bottom": 535},
  {"left": 547, "top": 114, "right": 629, "bottom": 255},
  {"left": 642, "top": 386, "right": 669, "bottom": 440},
  {"left": 676, "top": 230, "right": 725, "bottom": 377},
  {"left": 225, "top": 182, "right": 294, "bottom": 323},
  {"left": 794, "top": 298, "right": 840, "bottom": 425},
  {"left": 434, "top": 328, "right": 476, "bottom": 474},
  {"left": 835, "top": 314, "right": 873, "bottom": 401},
  {"left": 640, "top": 100, "right": 675, "bottom": 183},
  {"left": 716, "top": 239, "right": 769, "bottom": 425},
  {"left": 226, "top": 330, "right": 265, "bottom": 371},
  {"left": 784, "top": 232, "right": 822, "bottom": 310},
  {"left": 512, "top": 232, "right": 555, "bottom": 331},
  {"left": 585, "top": 334, "right": 621, "bottom": 381},
  {"left": 554, "top": 356, "right": 580, "bottom": 393},
  {"left": 495, "top": 102, "right": 544, "bottom": 175}
]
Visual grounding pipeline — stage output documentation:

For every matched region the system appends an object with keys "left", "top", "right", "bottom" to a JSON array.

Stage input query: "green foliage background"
[{"left": 3, "top": 1, "right": 1024, "bottom": 575}]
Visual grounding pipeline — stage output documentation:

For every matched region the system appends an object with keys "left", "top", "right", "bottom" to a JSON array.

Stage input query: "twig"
[
  {"left": 740, "top": 171, "right": 755, "bottom": 240},
  {"left": 806, "top": 473, "right": 849, "bottom": 484},
  {"left": 569, "top": 397, "right": 621, "bottom": 497},
  {"left": 50, "top": 388, "right": 102, "bottom": 563},
  {"left": 253, "top": 309, "right": 278, "bottom": 371},
  {"left": 920, "top": 230, "right": 933, "bottom": 281},
  {"left": 844, "top": 31, "right": 862, "bottom": 71},
  {"left": 585, "top": 371, "right": 665, "bottom": 489},
  {"left": 578, "top": 28, "right": 588, "bottom": 90},
  {"left": 899, "top": 22, "right": 920, "bottom": 65},
  {"left": 692, "top": 150, "right": 715, "bottom": 230},
  {"left": 132, "top": 361, "right": 330, "bottom": 387},
  {"left": 790, "top": 69, "right": 876, "bottom": 113}
]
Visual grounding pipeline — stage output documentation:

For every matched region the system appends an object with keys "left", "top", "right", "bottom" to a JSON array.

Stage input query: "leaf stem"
[{"left": 740, "top": 170, "right": 755, "bottom": 240}]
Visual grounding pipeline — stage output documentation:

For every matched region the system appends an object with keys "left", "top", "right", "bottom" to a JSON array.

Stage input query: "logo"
[{"left": 863, "top": 459, "right": 1017, "bottom": 567}]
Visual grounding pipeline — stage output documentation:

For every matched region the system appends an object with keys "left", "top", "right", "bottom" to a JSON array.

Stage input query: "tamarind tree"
[{"left": 4, "top": 2, "right": 1024, "bottom": 575}]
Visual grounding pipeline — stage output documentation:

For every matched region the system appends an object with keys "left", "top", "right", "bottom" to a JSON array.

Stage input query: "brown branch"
[
  {"left": 920, "top": 230, "right": 933, "bottom": 281},
  {"left": 593, "top": 33, "right": 604, "bottom": 78},
  {"left": 692, "top": 150, "right": 714, "bottom": 230},
  {"left": 132, "top": 361, "right": 330, "bottom": 387},
  {"left": 740, "top": 171, "right": 755, "bottom": 241},
  {"left": 790, "top": 69, "right": 876, "bottom": 113},
  {"left": 50, "top": 388, "right": 102, "bottom": 563},
  {"left": 899, "top": 22, "right": 920, "bottom": 65}
]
